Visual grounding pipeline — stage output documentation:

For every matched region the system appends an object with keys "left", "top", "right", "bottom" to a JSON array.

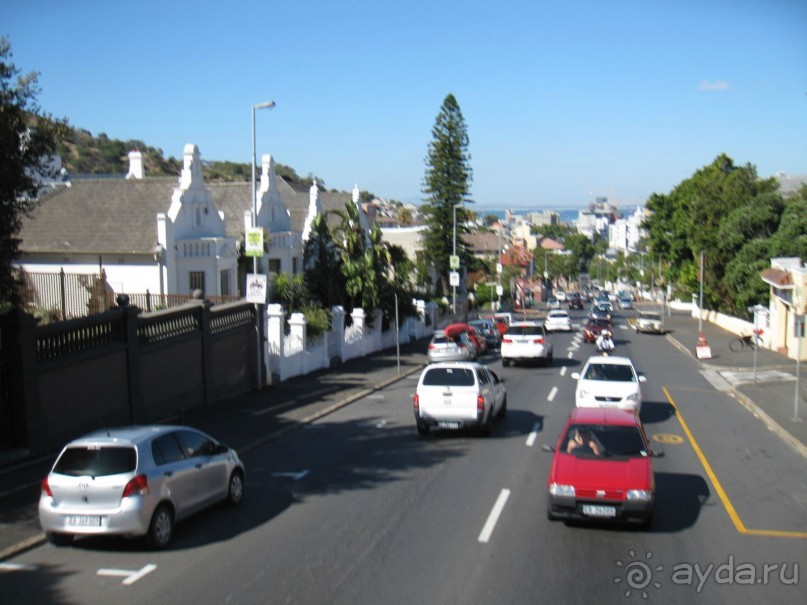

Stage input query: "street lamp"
[
  {"left": 251, "top": 101, "right": 276, "bottom": 275},
  {"left": 250, "top": 100, "right": 275, "bottom": 390}
]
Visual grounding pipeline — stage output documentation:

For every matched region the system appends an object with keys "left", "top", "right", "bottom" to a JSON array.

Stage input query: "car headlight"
[
  {"left": 549, "top": 483, "right": 575, "bottom": 497},
  {"left": 627, "top": 490, "right": 653, "bottom": 501}
]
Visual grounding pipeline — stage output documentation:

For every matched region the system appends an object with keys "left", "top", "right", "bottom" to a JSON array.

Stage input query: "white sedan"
[
  {"left": 544, "top": 309, "right": 573, "bottom": 332},
  {"left": 571, "top": 356, "right": 646, "bottom": 414}
]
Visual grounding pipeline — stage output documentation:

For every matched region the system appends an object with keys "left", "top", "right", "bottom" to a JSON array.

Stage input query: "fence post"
[
  {"left": 189, "top": 290, "right": 214, "bottom": 405},
  {"left": 59, "top": 268, "right": 66, "bottom": 320},
  {"left": 116, "top": 294, "right": 145, "bottom": 424}
]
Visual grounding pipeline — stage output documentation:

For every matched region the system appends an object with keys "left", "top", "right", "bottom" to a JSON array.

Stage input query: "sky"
[{"left": 5, "top": 0, "right": 806, "bottom": 210}]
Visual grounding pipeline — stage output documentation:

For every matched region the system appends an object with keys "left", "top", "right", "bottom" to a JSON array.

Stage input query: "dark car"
[
  {"left": 583, "top": 317, "right": 614, "bottom": 343},
  {"left": 469, "top": 319, "right": 502, "bottom": 349},
  {"left": 568, "top": 293, "right": 584, "bottom": 310}
]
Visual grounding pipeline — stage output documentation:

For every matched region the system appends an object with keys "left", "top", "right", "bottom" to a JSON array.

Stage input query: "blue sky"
[{"left": 5, "top": 0, "right": 806, "bottom": 210}]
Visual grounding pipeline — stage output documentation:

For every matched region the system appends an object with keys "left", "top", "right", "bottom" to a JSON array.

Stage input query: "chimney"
[{"left": 126, "top": 149, "right": 144, "bottom": 179}]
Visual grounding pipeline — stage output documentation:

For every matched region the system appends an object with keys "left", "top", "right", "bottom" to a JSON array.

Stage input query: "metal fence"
[{"left": 15, "top": 269, "right": 240, "bottom": 319}]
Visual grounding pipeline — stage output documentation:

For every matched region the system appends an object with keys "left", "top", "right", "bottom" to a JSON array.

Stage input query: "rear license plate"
[
  {"left": 438, "top": 421, "right": 460, "bottom": 430},
  {"left": 67, "top": 515, "right": 101, "bottom": 527},
  {"left": 582, "top": 505, "right": 616, "bottom": 518}
]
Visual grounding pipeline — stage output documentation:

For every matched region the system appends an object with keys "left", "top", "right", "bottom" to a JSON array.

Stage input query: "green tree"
[
  {"left": 420, "top": 93, "right": 473, "bottom": 297},
  {"left": 1, "top": 37, "right": 69, "bottom": 309}
]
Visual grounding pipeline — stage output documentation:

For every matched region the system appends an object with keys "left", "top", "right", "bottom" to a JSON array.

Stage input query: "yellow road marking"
[
  {"left": 662, "top": 385, "right": 807, "bottom": 539},
  {"left": 652, "top": 433, "right": 684, "bottom": 444}
]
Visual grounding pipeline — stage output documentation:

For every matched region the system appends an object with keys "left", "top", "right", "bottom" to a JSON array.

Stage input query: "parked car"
[
  {"left": 546, "top": 296, "right": 561, "bottom": 310},
  {"left": 555, "top": 290, "right": 567, "bottom": 302},
  {"left": 545, "top": 407, "right": 659, "bottom": 527},
  {"left": 635, "top": 311, "right": 665, "bottom": 334},
  {"left": 470, "top": 326, "right": 489, "bottom": 354},
  {"left": 413, "top": 361, "right": 506, "bottom": 436},
  {"left": 39, "top": 425, "right": 245, "bottom": 549},
  {"left": 469, "top": 319, "right": 502, "bottom": 349},
  {"left": 582, "top": 317, "right": 614, "bottom": 343},
  {"left": 571, "top": 356, "right": 646, "bottom": 414},
  {"left": 427, "top": 330, "right": 474, "bottom": 363},
  {"left": 501, "top": 321, "right": 554, "bottom": 367},
  {"left": 544, "top": 309, "right": 573, "bottom": 332}
]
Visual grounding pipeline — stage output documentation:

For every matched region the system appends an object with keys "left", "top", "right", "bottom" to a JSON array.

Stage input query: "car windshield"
[
  {"left": 422, "top": 367, "right": 475, "bottom": 387},
  {"left": 506, "top": 325, "right": 543, "bottom": 336},
  {"left": 643, "top": 313, "right": 661, "bottom": 320},
  {"left": 53, "top": 445, "right": 137, "bottom": 477},
  {"left": 589, "top": 319, "right": 611, "bottom": 327},
  {"left": 582, "top": 363, "right": 636, "bottom": 382},
  {"left": 564, "top": 424, "right": 647, "bottom": 458}
]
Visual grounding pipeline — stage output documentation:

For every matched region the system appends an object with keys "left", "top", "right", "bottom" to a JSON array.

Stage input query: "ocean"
[{"left": 481, "top": 206, "right": 638, "bottom": 225}]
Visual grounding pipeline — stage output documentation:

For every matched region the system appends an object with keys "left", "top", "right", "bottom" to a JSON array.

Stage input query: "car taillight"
[
  {"left": 477, "top": 395, "right": 485, "bottom": 411},
  {"left": 413, "top": 394, "right": 420, "bottom": 411},
  {"left": 428, "top": 344, "right": 436, "bottom": 350},
  {"left": 40, "top": 477, "right": 52, "bottom": 497},
  {"left": 502, "top": 337, "right": 512, "bottom": 344},
  {"left": 122, "top": 474, "right": 149, "bottom": 498},
  {"left": 533, "top": 338, "right": 545, "bottom": 344},
  {"left": 457, "top": 343, "right": 466, "bottom": 348}
]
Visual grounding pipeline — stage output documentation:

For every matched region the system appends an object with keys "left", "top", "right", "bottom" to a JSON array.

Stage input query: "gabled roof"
[
  {"left": 462, "top": 231, "right": 499, "bottom": 254},
  {"left": 19, "top": 175, "right": 354, "bottom": 255}
]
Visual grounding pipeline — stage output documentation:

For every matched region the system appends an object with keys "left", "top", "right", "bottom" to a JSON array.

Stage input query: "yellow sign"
[{"left": 245, "top": 227, "right": 264, "bottom": 257}]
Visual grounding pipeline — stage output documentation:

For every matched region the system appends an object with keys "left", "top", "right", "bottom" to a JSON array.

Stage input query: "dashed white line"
[
  {"left": 559, "top": 366, "right": 567, "bottom": 377},
  {"left": 547, "top": 386, "right": 558, "bottom": 402},
  {"left": 526, "top": 422, "right": 541, "bottom": 447},
  {"left": 478, "top": 489, "right": 511, "bottom": 543}
]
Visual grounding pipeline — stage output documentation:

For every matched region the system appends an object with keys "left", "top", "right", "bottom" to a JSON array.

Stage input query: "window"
[
  {"left": 189, "top": 271, "right": 205, "bottom": 293},
  {"left": 220, "top": 269, "right": 232, "bottom": 296},
  {"left": 53, "top": 446, "right": 136, "bottom": 477},
  {"left": 176, "top": 430, "right": 218, "bottom": 458},
  {"left": 422, "top": 367, "right": 475, "bottom": 387},
  {"left": 152, "top": 434, "right": 186, "bottom": 465}
]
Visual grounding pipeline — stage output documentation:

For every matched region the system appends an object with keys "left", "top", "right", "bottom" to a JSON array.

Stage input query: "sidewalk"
[
  {"left": 0, "top": 338, "right": 431, "bottom": 561},
  {"left": 656, "top": 309, "right": 807, "bottom": 458}
]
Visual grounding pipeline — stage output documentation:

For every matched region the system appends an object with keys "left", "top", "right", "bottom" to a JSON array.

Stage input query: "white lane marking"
[
  {"left": 559, "top": 366, "right": 567, "bottom": 377},
  {"left": 97, "top": 564, "right": 157, "bottom": 585},
  {"left": 271, "top": 470, "right": 310, "bottom": 480},
  {"left": 547, "top": 387, "right": 558, "bottom": 402},
  {"left": 567, "top": 351, "right": 574, "bottom": 359},
  {"left": 0, "top": 562, "right": 38, "bottom": 572},
  {"left": 526, "top": 422, "right": 541, "bottom": 447},
  {"left": 479, "top": 489, "right": 511, "bottom": 543},
  {"left": 367, "top": 394, "right": 385, "bottom": 400}
]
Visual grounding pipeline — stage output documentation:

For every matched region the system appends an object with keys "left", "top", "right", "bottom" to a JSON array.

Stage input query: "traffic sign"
[
  {"left": 450, "top": 255, "right": 460, "bottom": 270},
  {"left": 449, "top": 271, "right": 460, "bottom": 287}
]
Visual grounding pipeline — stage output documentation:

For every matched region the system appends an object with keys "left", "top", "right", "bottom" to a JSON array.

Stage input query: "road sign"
[
  {"left": 449, "top": 271, "right": 460, "bottom": 287},
  {"left": 245, "top": 227, "right": 264, "bottom": 257},
  {"left": 450, "top": 255, "right": 460, "bottom": 270},
  {"left": 246, "top": 273, "right": 267, "bottom": 304}
]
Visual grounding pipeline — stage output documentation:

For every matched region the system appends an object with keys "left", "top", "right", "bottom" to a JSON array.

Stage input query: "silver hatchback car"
[{"left": 39, "top": 425, "right": 245, "bottom": 549}]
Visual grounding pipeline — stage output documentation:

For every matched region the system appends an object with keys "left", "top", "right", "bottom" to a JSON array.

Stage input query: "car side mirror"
[
  {"left": 638, "top": 375, "right": 647, "bottom": 383},
  {"left": 650, "top": 449, "right": 664, "bottom": 458},
  {"left": 541, "top": 444, "right": 555, "bottom": 453},
  {"left": 571, "top": 372, "right": 581, "bottom": 380}
]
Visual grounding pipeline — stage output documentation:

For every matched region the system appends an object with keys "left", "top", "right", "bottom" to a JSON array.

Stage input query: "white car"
[
  {"left": 545, "top": 309, "right": 573, "bottom": 332},
  {"left": 571, "top": 356, "right": 646, "bottom": 414},
  {"left": 413, "top": 362, "right": 507, "bottom": 436},
  {"left": 501, "top": 321, "right": 554, "bottom": 366},
  {"left": 635, "top": 311, "right": 665, "bottom": 334}
]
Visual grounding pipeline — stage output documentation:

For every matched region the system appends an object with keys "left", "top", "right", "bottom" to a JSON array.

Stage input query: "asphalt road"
[{"left": 1, "top": 307, "right": 805, "bottom": 604}]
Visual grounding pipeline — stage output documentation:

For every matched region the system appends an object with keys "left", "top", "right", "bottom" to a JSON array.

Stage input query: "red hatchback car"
[{"left": 545, "top": 408, "right": 660, "bottom": 527}]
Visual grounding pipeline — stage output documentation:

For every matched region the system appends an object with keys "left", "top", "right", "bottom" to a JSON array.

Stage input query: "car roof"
[
  {"left": 582, "top": 355, "right": 635, "bottom": 366},
  {"left": 568, "top": 407, "right": 640, "bottom": 426},
  {"left": 424, "top": 361, "right": 484, "bottom": 370},
  {"left": 509, "top": 320, "right": 542, "bottom": 327},
  {"left": 66, "top": 425, "right": 189, "bottom": 447},
  {"left": 548, "top": 310, "right": 569, "bottom": 315}
]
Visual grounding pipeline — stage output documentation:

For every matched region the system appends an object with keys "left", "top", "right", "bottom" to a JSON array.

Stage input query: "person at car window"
[
  {"left": 595, "top": 329, "right": 615, "bottom": 354},
  {"left": 566, "top": 428, "right": 601, "bottom": 455}
]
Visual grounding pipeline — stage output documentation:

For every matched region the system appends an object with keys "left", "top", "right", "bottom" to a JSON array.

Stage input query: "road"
[{"left": 1, "top": 306, "right": 805, "bottom": 604}]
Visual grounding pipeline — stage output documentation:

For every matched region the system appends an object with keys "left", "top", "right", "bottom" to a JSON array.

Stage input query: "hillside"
[{"left": 55, "top": 126, "right": 311, "bottom": 185}]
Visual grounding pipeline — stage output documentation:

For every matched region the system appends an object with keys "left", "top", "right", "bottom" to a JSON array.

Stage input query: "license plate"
[
  {"left": 67, "top": 515, "right": 101, "bottom": 527},
  {"left": 438, "top": 421, "right": 460, "bottom": 430},
  {"left": 582, "top": 505, "right": 616, "bottom": 518}
]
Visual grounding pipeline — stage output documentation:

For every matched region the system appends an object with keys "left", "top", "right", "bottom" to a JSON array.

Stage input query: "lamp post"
[
  {"left": 451, "top": 200, "right": 474, "bottom": 316},
  {"left": 251, "top": 101, "right": 276, "bottom": 275},
  {"left": 250, "top": 100, "right": 275, "bottom": 390}
]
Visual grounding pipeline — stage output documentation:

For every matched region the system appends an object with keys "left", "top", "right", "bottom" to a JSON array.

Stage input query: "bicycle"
[{"left": 729, "top": 332, "right": 762, "bottom": 352}]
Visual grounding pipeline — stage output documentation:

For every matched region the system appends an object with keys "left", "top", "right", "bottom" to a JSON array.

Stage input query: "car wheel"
[
  {"left": 45, "top": 531, "right": 73, "bottom": 547},
  {"left": 416, "top": 422, "right": 430, "bottom": 436},
  {"left": 497, "top": 395, "right": 508, "bottom": 418},
  {"left": 227, "top": 470, "right": 245, "bottom": 505},
  {"left": 146, "top": 504, "right": 174, "bottom": 549},
  {"left": 502, "top": 358, "right": 511, "bottom": 367}
]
